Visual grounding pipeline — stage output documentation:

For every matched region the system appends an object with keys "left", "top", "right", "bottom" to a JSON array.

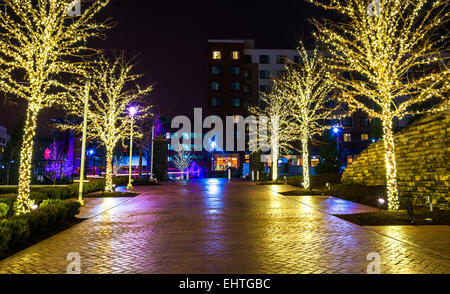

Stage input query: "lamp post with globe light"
[
  {"left": 332, "top": 126, "right": 341, "bottom": 170},
  {"left": 127, "top": 107, "right": 137, "bottom": 191},
  {"left": 88, "top": 149, "right": 95, "bottom": 176}
]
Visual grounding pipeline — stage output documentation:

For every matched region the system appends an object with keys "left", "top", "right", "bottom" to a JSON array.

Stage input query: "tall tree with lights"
[
  {"left": 62, "top": 54, "right": 153, "bottom": 192},
  {"left": 282, "top": 42, "right": 340, "bottom": 189},
  {"left": 309, "top": 0, "right": 450, "bottom": 209},
  {"left": 249, "top": 83, "right": 299, "bottom": 181},
  {"left": 0, "top": 0, "right": 110, "bottom": 214}
]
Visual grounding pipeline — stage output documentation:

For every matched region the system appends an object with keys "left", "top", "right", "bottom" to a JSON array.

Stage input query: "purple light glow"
[{"left": 128, "top": 106, "right": 137, "bottom": 116}]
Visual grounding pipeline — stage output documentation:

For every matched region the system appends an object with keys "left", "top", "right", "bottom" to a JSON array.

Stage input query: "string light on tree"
[
  {"left": 309, "top": 0, "right": 450, "bottom": 209},
  {"left": 0, "top": 0, "right": 111, "bottom": 214},
  {"left": 249, "top": 82, "right": 299, "bottom": 181},
  {"left": 282, "top": 42, "right": 341, "bottom": 189},
  {"left": 61, "top": 53, "right": 152, "bottom": 193}
]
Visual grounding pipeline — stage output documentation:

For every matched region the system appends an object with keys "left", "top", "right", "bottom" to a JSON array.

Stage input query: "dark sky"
[{"left": 0, "top": 0, "right": 324, "bottom": 137}]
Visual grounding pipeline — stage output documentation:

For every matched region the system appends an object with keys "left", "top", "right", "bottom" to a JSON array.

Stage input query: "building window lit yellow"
[
  {"left": 361, "top": 133, "right": 369, "bottom": 141},
  {"left": 344, "top": 133, "right": 351, "bottom": 142},
  {"left": 231, "top": 51, "right": 240, "bottom": 60},
  {"left": 347, "top": 155, "right": 353, "bottom": 165},
  {"left": 212, "top": 51, "right": 222, "bottom": 60}
]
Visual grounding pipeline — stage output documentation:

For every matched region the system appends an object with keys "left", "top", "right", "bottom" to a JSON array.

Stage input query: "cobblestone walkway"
[{"left": 0, "top": 179, "right": 449, "bottom": 274}]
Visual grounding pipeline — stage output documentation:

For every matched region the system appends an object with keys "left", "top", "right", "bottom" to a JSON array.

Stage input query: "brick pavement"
[{"left": 0, "top": 179, "right": 448, "bottom": 274}]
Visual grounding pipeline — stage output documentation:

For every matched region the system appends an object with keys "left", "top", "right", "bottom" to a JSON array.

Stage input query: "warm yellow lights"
[
  {"left": 283, "top": 43, "right": 340, "bottom": 189},
  {"left": 249, "top": 43, "right": 339, "bottom": 184},
  {"left": 249, "top": 80, "right": 299, "bottom": 181},
  {"left": 61, "top": 54, "right": 152, "bottom": 193},
  {"left": 310, "top": 0, "right": 450, "bottom": 209},
  {"left": 0, "top": 0, "right": 110, "bottom": 214},
  {"left": 212, "top": 51, "right": 222, "bottom": 60}
]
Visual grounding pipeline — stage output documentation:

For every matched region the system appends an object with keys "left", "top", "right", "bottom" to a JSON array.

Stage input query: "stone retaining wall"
[{"left": 342, "top": 112, "right": 449, "bottom": 209}]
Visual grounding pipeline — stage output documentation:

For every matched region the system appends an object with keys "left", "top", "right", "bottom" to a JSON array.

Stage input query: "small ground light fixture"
[{"left": 378, "top": 198, "right": 385, "bottom": 211}]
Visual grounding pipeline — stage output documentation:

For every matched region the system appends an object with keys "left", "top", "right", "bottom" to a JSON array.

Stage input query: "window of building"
[
  {"left": 211, "top": 97, "right": 222, "bottom": 107},
  {"left": 214, "top": 154, "right": 239, "bottom": 171},
  {"left": 342, "top": 117, "right": 353, "bottom": 127},
  {"left": 211, "top": 66, "right": 222, "bottom": 75},
  {"left": 277, "top": 70, "right": 287, "bottom": 79},
  {"left": 230, "top": 82, "right": 241, "bottom": 91},
  {"left": 212, "top": 51, "right": 222, "bottom": 60},
  {"left": 259, "top": 70, "right": 270, "bottom": 79},
  {"left": 347, "top": 155, "right": 354, "bottom": 165},
  {"left": 230, "top": 98, "right": 241, "bottom": 107},
  {"left": 361, "top": 133, "right": 369, "bottom": 141},
  {"left": 276, "top": 55, "right": 286, "bottom": 64},
  {"left": 244, "top": 55, "right": 252, "bottom": 64},
  {"left": 244, "top": 84, "right": 252, "bottom": 94},
  {"left": 260, "top": 85, "right": 270, "bottom": 94},
  {"left": 243, "top": 69, "right": 252, "bottom": 79},
  {"left": 230, "top": 66, "right": 240, "bottom": 76},
  {"left": 259, "top": 55, "right": 270, "bottom": 64},
  {"left": 211, "top": 82, "right": 222, "bottom": 91},
  {"left": 243, "top": 100, "right": 250, "bottom": 110},
  {"left": 343, "top": 133, "right": 351, "bottom": 142},
  {"left": 360, "top": 118, "right": 369, "bottom": 127},
  {"left": 231, "top": 51, "right": 240, "bottom": 60}
]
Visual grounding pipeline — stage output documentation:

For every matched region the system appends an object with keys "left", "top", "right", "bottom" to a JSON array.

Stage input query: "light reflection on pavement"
[{"left": 0, "top": 179, "right": 448, "bottom": 274}]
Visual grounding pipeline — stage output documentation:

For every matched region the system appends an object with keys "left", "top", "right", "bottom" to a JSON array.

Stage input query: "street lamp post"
[
  {"left": 211, "top": 141, "right": 216, "bottom": 178},
  {"left": 78, "top": 79, "right": 91, "bottom": 206},
  {"left": 150, "top": 124, "right": 155, "bottom": 180},
  {"left": 88, "top": 149, "right": 95, "bottom": 176},
  {"left": 127, "top": 107, "right": 137, "bottom": 191},
  {"left": 332, "top": 126, "right": 341, "bottom": 171}
]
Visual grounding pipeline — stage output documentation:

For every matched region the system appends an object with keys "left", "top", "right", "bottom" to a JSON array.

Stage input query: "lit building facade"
[{"left": 207, "top": 40, "right": 259, "bottom": 176}]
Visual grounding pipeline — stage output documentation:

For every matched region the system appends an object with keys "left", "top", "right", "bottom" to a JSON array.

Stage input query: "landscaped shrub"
[
  {"left": 0, "top": 194, "right": 16, "bottom": 217},
  {"left": 2, "top": 218, "right": 30, "bottom": 248},
  {"left": 0, "top": 187, "right": 18, "bottom": 195},
  {"left": 1, "top": 177, "right": 128, "bottom": 211},
  {"left": 113, "top": 176, "right": 128, "bottom": 187},
  {"left": 0, "top": 203, "right": 9, "bottom": 219},
  {"left": 132, "top": 178, "right": 159, "bottom": 186},
  {"left": 0, "top": 200, "right": 81, "bottom": 257},
  {"left": 0, "top": 224, "right": 12, "bottom": 255},
  {"left": 22, "top": 208, "right": 50, "bottom": 236},
  {"left": 29, "top": 191, "right": 49, "bottom": 204}
]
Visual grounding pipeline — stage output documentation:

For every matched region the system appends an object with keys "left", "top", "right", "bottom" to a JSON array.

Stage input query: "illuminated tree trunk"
[
  {"left": 301, "top": 132, "right": 310, "bottom": 190},
  {"left": 382, "top": 118, "right": 399, "bottom": 210},
  {"left": 15, "top": 103, "right": 39, "bottom": 214},
  {"left": 271, "top": 116, "right": 279, "bottom": 181},
  {"left": 105, "top": 147, "right": 114, "bottom": 192},
  {"left": 271, "top": 141, "right": 279, "bottom": 181}
]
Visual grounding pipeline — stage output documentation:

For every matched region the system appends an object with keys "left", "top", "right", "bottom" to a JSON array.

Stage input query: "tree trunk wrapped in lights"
[
  {"left": 281, "top": 42, "right": 340, "bottom": 189},
  {"left": 249, "top": 83, "right": 299, "bottom": 181},
  {"left": 0, "top": 0, "right": 111, "bottom": 214},
  {"left": 105, "top": 148, "right": 114, "bottom": 192},
  {"left": 309, "top": 0, "right": 450, "bottom": 209},
  {"left": 61, "top": 53, "right": 152, "bottom": 192}
]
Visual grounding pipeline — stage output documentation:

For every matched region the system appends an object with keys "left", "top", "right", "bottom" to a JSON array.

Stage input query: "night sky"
[{"left": 0, "top": 0, "right": 324, "bottom": 138}]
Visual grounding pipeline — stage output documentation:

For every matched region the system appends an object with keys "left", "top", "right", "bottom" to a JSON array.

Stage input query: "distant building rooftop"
[{"left": 208, "top": 39, "right": 255, "bottom": 49}]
